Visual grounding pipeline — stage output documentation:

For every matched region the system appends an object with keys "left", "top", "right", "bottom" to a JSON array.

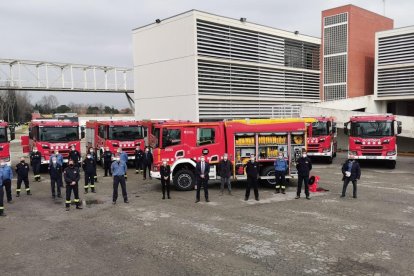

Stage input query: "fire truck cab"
[
  {"left": 151, "top": 119, "right": 313, "bottom": 190},
  {"left": 85, "top": 120, "right": 146, "bottom": 165},
  {"left": 0, "top": 121, "right": 15, "bottom": 165},
  {"left": 344, "top": 114, "right": 402, "bottom": 169},
  {"left": 21, "top": 120, "right": 82, "bottom": 165},
  {"left": 306, "top": 116, "right": 337, "bottom": 163}
]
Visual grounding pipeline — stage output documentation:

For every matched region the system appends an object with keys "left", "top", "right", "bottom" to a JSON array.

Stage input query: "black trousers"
[
  {"left": 0, "top": 187, "right": 4, "bottom": 213},
  {"left": 143, "top": 163, "right": 152, "bottom": 178},
  {"left": 51, "top": 176, "right": 62, "bottom": 196},
  {"left": 275, "top": 171, "right": 286, "bottom": 190},
  {"left": 245, "top": 176, "right": 259, "bottom": 199},
  {"left": 161, "top": 178, "right": 170, "bottom": 197},
  {"left": 342, "top": 178, "right": 357, "bottom": 197},
  {"left": 104, "top": 161, "right": 112, "bottom": 176},
  {"left": 135, "top": 159, "right": 142, "bottom": 171},
  {"left": 65, "top": 183, "right": 80, "bottom": 207},
  {"left": 17, "top": 177, "right": 30, "bottom": 193},
  {"left": 32, "top": 161, "right": 41, "bottom": 178},
  {"left": 113, "top": 176, "right": 128, "bottom": 202},
  {"left": 3, "top": 179, "right": 12, "bottom": 201},
  {"left": 196, "top": 177, "right": 209, "bottom": 200},
  {"left": 297, "top": 175, "right": 309, "bottom": 197},
  {"left": 84, "top": 172, "right": 95, "bottom": 190}
]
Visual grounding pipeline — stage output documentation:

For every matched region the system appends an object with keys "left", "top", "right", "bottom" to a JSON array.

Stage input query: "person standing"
[
  {"left": 15, "top": 157, "right": 31, "bottom": 197},
  {"left": 245, "top": 154, "right": 259, "bottom": 201},
  {"left": 274, "top": 152, "right": 288, "bottom": 194},
  {"left": 30, "top": 148, "right": 42, "bottom": 182},
  {"left": 142, "top": 147, "right": 153, "bottom": 180},
  {"left": 82, "top": 154, "right": 96, "bottom": 193},
  {"left": 134, "top": 146, "right": 144, "bottom": 174},
  {"left": 195, "top": 156, "right": 210, "bottom": 203},
  {"left": 218, "top": 153, "right": 233, "bottom": 195},
  {"left": 103, "top": 147, "right": 113, "bottom": 177},
  {"left": 88, "top": 147, "right": 98, "bottom": 183},
  {"left": 69, "top": 146, "right": 81, "bottom": 168},
  {"left": 63, "top": 160, "right": 82, "bottom": 211},
  {"left": 160, "top": 160, "right": 171, "bottom": 200},
  {"left": 341, "top": 157, "right": 361, "bottom": 199},
  {"left": 49, "top": 157, "right": 63, "bottom": 198},
  {"left": 295, "top": 150, "right": 312, "bottom": 200},
  {"left": 0, "top": 160, "right": 13, "bottom": 203},
  {"left": 111, "top": 154, "right": 129, "bottom": 204},
  {"left": 0, "top": 169, "right": 5, "bottom": 216}
]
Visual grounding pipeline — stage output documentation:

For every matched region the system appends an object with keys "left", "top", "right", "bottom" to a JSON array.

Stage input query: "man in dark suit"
[
  {"left": 341, "top": 157, "right": 361, "bottom": 199},
  {"left": 160, "top": 160, "right": 171, "bottom": 200},
  {"left": 195, "top": 155, "right": 210, "bottom": 203},
  {"left": 142, "top": 147, "right": 153, "bottom": 180}
]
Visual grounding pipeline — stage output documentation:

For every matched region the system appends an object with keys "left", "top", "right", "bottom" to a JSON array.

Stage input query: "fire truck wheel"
[
  {"left": 387, "top": 160, "right": 396, "bottom": 169},
  {"left": 327, "top": 157, "right": 333, "bottom": 164},
  {"left": 261, "top": 166, "right": 276, "bottom": 187},
  {"left": 173, "top": 169, "right": 195, "bottom": 191}
]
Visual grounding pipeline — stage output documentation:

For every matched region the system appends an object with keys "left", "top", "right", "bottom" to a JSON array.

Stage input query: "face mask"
[
  {"left": 278, "top": 155, "right": 283, "bottom": 159},
  {"left": 55, "top": 152, "right": 59, "bottom": 155},
  {"left": 71, "top": 148, "right": 75, "bottom": 151},
  {"left": 33, "top": 149, "right": 37, "bottom": 152},
  {"left": 250, "top": 157, "right": 255, "bottom": 161},
  {"left": 163, "top": 162, "right": 167, "bottom": 166},
  {"left": 90, "top": 150, "right": 93, "bottom": 153},
  {"left": 224, "top": 156, "right": 228, "bottom": 161},
  {"left": 302, "top": 154, "right": 307, "bottom": 158},
  {"left": 52, "top": 160, "right": 57, "bottom": 164},
  {"left": 115, "top": 157, "right": 120, "bottom": 161},
  {"left": 87, "top": 155, "right": 91, "bottom": 159}
]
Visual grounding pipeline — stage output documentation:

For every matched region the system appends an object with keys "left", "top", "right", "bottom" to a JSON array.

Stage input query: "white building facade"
[{"left": 133, "top": 10, "right": 321, "bottom": 121}]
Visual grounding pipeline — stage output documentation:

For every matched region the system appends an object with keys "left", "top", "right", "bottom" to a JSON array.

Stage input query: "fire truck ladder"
[{"left": 0, "top": 58, "right": 134, "bottom": 107}]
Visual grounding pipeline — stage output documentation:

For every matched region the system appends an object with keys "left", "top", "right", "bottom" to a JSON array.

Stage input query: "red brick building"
[{"left": 321, "top": 5, "right": 393, "bottom": 101}]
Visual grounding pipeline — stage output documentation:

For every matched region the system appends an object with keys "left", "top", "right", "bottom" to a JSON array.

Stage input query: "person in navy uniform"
[
  {"left": 159, "top": 160, "right": 171, "bottom": 200},
  {"left": 244, "top": 154, "right": 259, "bottom": 201},
  {"left": 134, "top": 146, "right": 144, "bottom": 174},
  {"left": 30, "top": 148, "right": 42, "bottom": 182},
  {"left": 88, "top": 147, "right": 98, "bottom": 183},
  {"left": 295, "top": 150, "right": 312, "bottom": 200},
  {"left": 69, "top": 145, "right": 81, "bottom": 168},
  {"left": 142, "top": 147, "right": 153, "bottom": 180},
  {"left": 64, "top": 160, "right": 82, "bottom": 211},
  {"left": 341, "top": 157, "right": 361, "bottom": 199},
  {"left": 49, "top": 156, "right": 63, "bottom": 198},
  {"left": 111, "top": 154, "right": 129, "bottom": 204},
  {"left": 195, "top": 155, "right": 210, "bottom": 203},
  {"left": 82, "top": 154, "right": 97, "bottom": 193},
  {"left": 15, "top": 157, "right": 31, "bottom": 197},
  {"left": 103, "top": 147, "right": 113, "bottom": 177}
]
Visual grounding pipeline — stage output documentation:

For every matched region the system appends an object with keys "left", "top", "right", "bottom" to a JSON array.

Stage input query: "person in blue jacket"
[
  {"left": 118, "top": 148, "right": 129, "bottom": 180},
  {"left": 274, "top": 152, "right": 288, "bottom": 194},
  {"left": 0, "top": 160, "right": 14, "bottom": 203},
  {"left": 0, "top": 169, "right": 5, "bottom": 216}
]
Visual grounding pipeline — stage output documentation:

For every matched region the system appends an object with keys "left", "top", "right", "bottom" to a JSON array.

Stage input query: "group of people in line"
[{"left": 0, "top": 145, "right": 361, "bottom": 216}]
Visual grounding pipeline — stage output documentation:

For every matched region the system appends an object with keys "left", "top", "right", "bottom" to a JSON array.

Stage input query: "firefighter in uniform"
[
  {"left": 118, "top": 148, "right": 129, "bottom": 180},
  {"left": 82, "top": 154, "right": 96, "bottom": 193},
  {"left": 103, "top": 147, "right": 113, "bottom": 177},
  {"left": 244, "top": 154, "right": 259, "bottom": 201},
  {"left": 16, "top": 157, "right": 31, "bottom": 197},
  {"left": 69, "top": 145, "right": 81, "bottom": 168},
  {"left": 30, "top": 148, "right": 42, "bottom": 182},
  {"left": 88, "top": 147, "right": 98, "bottom": 183},
  {"left": 0, "top": 169, "right": 5, "bottom": 216},
  {"left": 142, "top": 147, "right": 153, "bottom": 180},
  {"left": 49, "top": 156, "right": 63, "bottom": 198},
  {"left": 295, "top": 150, "right": 312, "bottom": 200},
  {"left": 134, "top": 146, "right": 144, "bottom": 174},
  {"left": 0, "top": 160, "right": 13, "bottom": 203},
  {"left": 274, "top": 152, "right": 288, "bottom": 194},
  {"left": 111, "top": 154, "right": 129, "bottom": 204},
  {"left": 64, "top": 160, "right": 82, "bottom": 211},
  {"left": 160, "top": 160, "right": 171, "bottom": 199}
]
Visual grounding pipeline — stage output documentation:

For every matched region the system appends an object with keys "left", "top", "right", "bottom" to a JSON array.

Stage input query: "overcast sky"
[{"left": 1, "top": 0, "right": 413, "bottom": 108}]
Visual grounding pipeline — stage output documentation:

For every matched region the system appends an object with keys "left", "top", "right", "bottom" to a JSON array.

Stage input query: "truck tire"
[
  {"left": 327, "top": 156, "right": 333, "bottom": 164},
  {"left": 260, "top": 166, "right": 276, "bottom": 187},
  {"left": 173, "top": 169, "right": 195, "bottom": 191},
  {"left": 387, "top": 160, "right": 396, "bottom": 169}
]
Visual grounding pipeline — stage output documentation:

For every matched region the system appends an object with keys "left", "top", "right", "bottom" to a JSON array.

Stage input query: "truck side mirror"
[
  {"left": 10, "top": 130, "right": 15, "bottom": 141},
  {"left": 344, "top": 122, "right": 349, "bottom": 136},
  {"left": 397, "top": 121, "right": 402, "bottom": 135}
]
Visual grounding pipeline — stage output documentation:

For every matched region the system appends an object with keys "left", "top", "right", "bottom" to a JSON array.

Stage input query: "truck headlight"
[
  {"left": 386, "top": 151, "right": 396, "bottom": 156},
  {"left": 323, "top": 148, "right": 331, "bottom": 153},
  {"left": 42, "top": 144, "right": 49, "bottom": 149}
]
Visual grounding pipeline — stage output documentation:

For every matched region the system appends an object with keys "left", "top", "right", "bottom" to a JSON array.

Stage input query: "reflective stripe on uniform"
[
  {"left": 74, "top": 199, "right": 80, "bottom": 203},
  {"left": 94, "top": 176, "right": 97, "bottom": 179},
  {"left": 84, "top": 185, "right": 90, "bottom": 189},
  {"left": 90, "top": 185, "right": 95, "bottom": 188},
  {"left": 35, "top": 175, "right": 41, "bottom": 177},
  {"left": 65, "top": 200, "right": 71, "bottom": 204},
  {"left": 16, "top": 189, "right": 21, "bottom": 192},
  {"left": 281, "top": 186, "right": 286, "bottom": 189},
  {"left": 26, "top": 188, "right": 30, "bottom": 191},
  {"left": 275, "top": 186, "right": 280, "bottom": 189},
  {"left": 0, "top": 207, "right": 4, "bottom": 210}
]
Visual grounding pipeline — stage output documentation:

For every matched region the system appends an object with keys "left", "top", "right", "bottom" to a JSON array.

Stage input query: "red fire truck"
[
  {"left": 344, "top": 114, "right": 402, "bottom": 169},
  {"left": 0, "top": 121, "right": 15, "bottom": 165},
  {"left": 306, "top": 116, "right": 337, "bottom": 163},
  {"left": 150, "top": 118, "right": 314, "bottom": 190},
  {"left": 21, "top": 119, "right": 82, "bottom": 164},
  {"left": 85, "top": 120, "right": 146, "bottom": 165}
]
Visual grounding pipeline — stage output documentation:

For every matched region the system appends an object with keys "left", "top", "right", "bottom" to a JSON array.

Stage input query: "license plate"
[{"left": 366, "top": 156, "right": 375, "bottom": 159}]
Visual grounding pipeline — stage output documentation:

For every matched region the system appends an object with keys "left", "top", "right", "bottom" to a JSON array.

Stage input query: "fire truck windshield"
[
  {"left": 39, "top": 127, "right": 79, "bottom": 142},
  {"left": 0, "top": 128, "right": 7, "bottom": 142},
  {"left": 109, "top": 126, "right": 143, "bottom": 141},
  {"left": 311, "top": 122, "right": 329, "bottom": 136},
  {"left": 351, "top": 121, "right": 393, "bottom": 138}
]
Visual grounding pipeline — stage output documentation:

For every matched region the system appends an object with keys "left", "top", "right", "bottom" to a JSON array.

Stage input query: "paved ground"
[{"left": 1, "top": 140, "right": 414, "bottom": 276}]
